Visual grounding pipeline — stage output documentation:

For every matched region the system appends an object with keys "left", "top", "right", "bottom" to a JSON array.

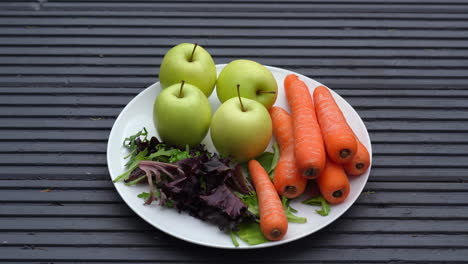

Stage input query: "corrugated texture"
[{"left": 1, "top": 0, "right": 467, "bottom": 263}]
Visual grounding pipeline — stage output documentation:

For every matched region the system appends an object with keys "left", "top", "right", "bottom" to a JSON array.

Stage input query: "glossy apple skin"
[
  {"left": 216, "top": 60, "right": 278, "bottom": 109},
  {"left": 159, "top": 43, "right": 217, "bottom": 97},
  {"left": 210, "top": 97, "right": 272, "bottom": 162},
  {"left": 154, "top": 83, "right": 212, "bottom": 147}
]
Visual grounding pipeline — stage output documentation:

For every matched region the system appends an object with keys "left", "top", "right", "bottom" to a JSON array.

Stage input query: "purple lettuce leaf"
[{"left": 139, "top": 154, "right": 253, "bottom": 231}]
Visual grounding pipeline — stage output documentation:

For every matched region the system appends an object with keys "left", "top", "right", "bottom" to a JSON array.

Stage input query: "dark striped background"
[{"left": 1, "top": 0, "right": 468, "bottom": 263}]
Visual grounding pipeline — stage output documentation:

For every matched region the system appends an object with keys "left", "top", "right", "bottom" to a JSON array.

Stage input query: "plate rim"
[{"left": 107, "top": 64, "right": 372, "bottom": 249}]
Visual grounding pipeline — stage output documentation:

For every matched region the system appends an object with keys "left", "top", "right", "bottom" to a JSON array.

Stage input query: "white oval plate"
[{"left": 107, "top": 65, "right": 372, "bottom": 249}]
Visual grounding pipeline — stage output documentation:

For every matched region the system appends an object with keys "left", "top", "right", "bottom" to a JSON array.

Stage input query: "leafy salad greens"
[{"left": 114, "top": 128, "right": 329, "bottom": 247}]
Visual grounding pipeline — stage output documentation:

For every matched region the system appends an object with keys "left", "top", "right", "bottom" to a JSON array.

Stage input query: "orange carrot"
[
  {"left": 344, "top": 136, "right": 370, "bottom": 176},
  {"left": 248, "top": 160, "right": 288, "bottom": 241},
  {"left": 284, "top": 74, "right": 326, "bottom": 179},
  {"left": 313, "top": 85, "right": 357, "bottom": 164},
  {"left": 269, "top": 106, "right": 307, "bottom": 198},
  {"left": 317, "top": 159, "right": 350, "bottom": 204}
]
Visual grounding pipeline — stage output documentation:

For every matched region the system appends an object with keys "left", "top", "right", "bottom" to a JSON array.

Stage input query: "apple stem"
[
  {"left": 237, "top": 84, "right": 246, "bottom": 112},
  {"left": 178, "top": 80, "right": 185, "bottom": 98},
  {"left": 189, "top": 43, "right": 198, "bottom": 62},
  {"left": 257, "top": 91, "right": 277, "bottom": 94}
]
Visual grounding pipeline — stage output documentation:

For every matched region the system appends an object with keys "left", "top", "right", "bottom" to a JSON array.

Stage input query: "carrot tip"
[
  {"left": 284, "top": 185, "right": 297, "bottom": 195},
  {"left": 332, "top": 190, "right": 343, "bottom": 198},
  {"left": 270, "top": 228, "right": 282, "bottom": 239},
  {"left": 339, "top": 149, "right": 351, "bottom": 158},
  {"left": 304, "top": 168, "right": 319, "bottom": 177}
]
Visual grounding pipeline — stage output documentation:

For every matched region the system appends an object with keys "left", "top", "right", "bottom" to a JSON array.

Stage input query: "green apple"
[
  {"left": 159, "top": 43, "right": 217, "bottom": 97},
  {"left": 154, "top": 82, "right": 212, "bottom": 147},
  {"left": 210, "top": 94, "right": 272, "bottom": 162},
  {"left": 216, "top": 59, "right": 278, "bottom": 109}
]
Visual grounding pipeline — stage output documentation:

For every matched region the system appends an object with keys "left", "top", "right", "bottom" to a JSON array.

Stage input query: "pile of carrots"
[{"left": 248, "top": 74, "right": 370, "bottom": 241}]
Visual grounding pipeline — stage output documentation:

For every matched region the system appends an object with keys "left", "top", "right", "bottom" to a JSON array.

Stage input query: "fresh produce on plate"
[
  {"left": 216, "top": 59, "right": 278, "bottom": 109},
  {"left": 284, "top": 74, "right": 326, "bottom": 179},
  {"left": 113, "top": 43, "right": 371, "bottom": 247},
  {"left": 313, "top": 85, "right": 357, "bottom": 164},
  {"left": 159, "top": 43, "right": 217, "bottom": 97},
  {"left": 210, "top": 86, "right": 272, "bottom": 162},
  {"left": 153, "top": 81, "right": 212, "bottom": 147},
  {"left": 269, "top": 106, "right": 307, "bottom": 199}
]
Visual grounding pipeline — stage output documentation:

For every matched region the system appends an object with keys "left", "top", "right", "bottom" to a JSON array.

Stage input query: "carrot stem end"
[
  {"left": 270, "top": 228, "right": 282, "bottom": 239},
  {"left": 304, "top": 168, "right": 318, "bottom": 177},
  {"left": 284, "top": 185, "right": 297, "bottom": 195},
  {"left": 333, "top": 190, "right": 343, "bottom": 198},
  {"left": 340, "top": 149, "right": 351, "bottom": 158},
  {"left": 356, "top": 163, "right": 365, "bottom": 170}
]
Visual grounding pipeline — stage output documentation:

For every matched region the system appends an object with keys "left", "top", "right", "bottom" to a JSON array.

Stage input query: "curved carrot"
[
  {"left": 284, "top": 74, "right": 326, "bottom": 179},
  {"left": 248, "top": 160, "right": 288, "bottom": 241},
  {"left": 344, "top": 137, "right": 370, "bottom": 176},
  {"left": 317, "top": 159, "right": 350, "bottom": 204},
  {"left": 269, "top": 106, "right": 307, "bottom": 198},
  {"left": 313, "top": 85, "right": 357, "bottom": 164}
]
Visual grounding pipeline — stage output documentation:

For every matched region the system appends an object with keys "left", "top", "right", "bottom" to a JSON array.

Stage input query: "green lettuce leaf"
[
  {"left": 113, "top": 148, "right": 149, "bottom": 183},
  {"left": 270, "top": 142, "right": 280, "bottom": 174},
  {"left": 122, "top": 128, "right": 148, "bottom": 164},
  {"left": 256, "top": 152, "right": 274, "bottom": 172},
  {"left": 254, "top": 141, "right": 280, "bottom": 180},
  {"left": 230, "top": 231, "right": 239, "bottom": 247},
  {"left": 237, "top": 192, "right": 307, "bottom": 224},
  {"left": 137, "top": 191, "right": 174, "bottom": 207},
  {"left": 282, "top": 196, "right": 307, "bottom": 223},
  {"left": 234, "top": 221, "right": 269, "bottom": 245},
  {"left": 302, "top": 195, "right": 331, "bottom": 216},
  {"left": 125, "top": 175, "right": 146, "bottom": 186},
  {"left": 168, "top": 145, "right": 191, "bottom": 163},
  {"left": 123, "top": 127, "right": 148, "bottom": 148},
  {"left": 236, "top": 192, "right": 259, "bottom": 217},
  {"left": 137, "top": 191, "right": 155, "bottom": 200},
  {"left": 147, "top": 145, "right": 191, "bottom": 163}
]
